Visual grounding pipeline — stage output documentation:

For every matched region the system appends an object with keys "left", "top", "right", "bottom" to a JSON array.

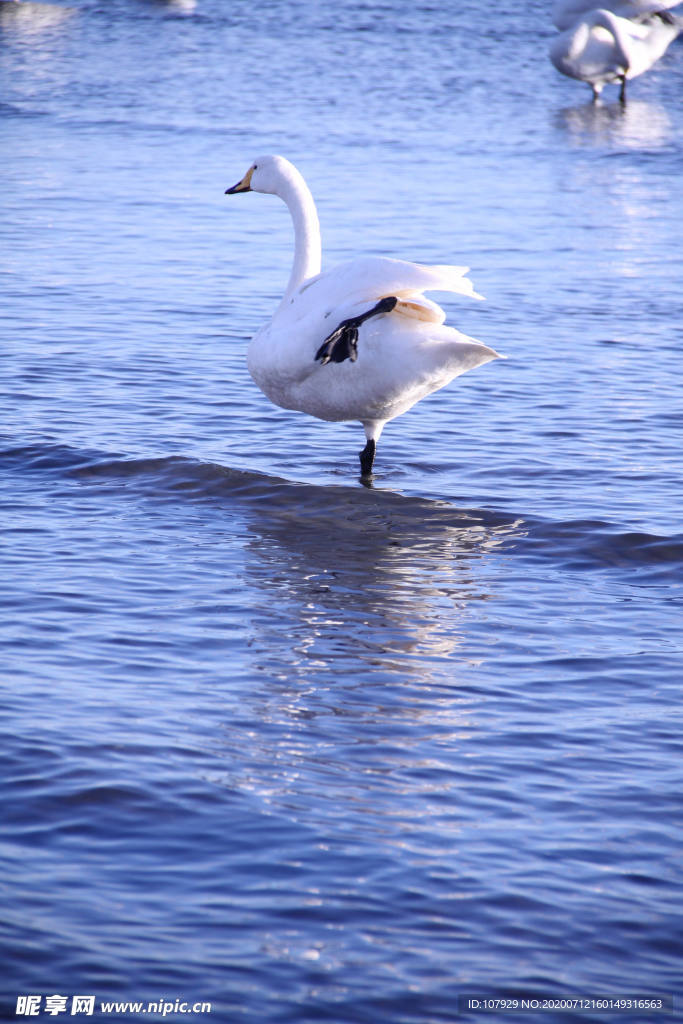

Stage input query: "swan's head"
[{"left": 225, "top": 155, "right": 293, "bottom": 197}]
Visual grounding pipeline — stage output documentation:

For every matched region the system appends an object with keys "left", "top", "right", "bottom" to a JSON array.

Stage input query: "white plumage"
[
  {"left": 225, "top": 155, "right": 502, "bottom": 477},
  {"left": 552, "top": 0, "right": 682, "bottom": 32},
  {"left": 550, "top": 7, "right": 682, "bottom": 101}
]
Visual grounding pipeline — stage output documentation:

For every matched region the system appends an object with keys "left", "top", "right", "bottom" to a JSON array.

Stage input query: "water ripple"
[{"left": 3, "top": 442, "right": 681, "bottom": 581}]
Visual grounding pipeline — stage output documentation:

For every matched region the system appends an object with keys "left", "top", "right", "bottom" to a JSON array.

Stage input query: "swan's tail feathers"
[
  {"left": 468, "top": 341, "right": 505, "bottom": 368},
  {"left": 443, "top": 337, "right": 505, "bottom": 374}
]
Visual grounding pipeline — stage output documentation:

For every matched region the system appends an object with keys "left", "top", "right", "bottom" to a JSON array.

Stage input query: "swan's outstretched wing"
[{"left": 281, "top": 255, "right": 483, "bottom": 327}]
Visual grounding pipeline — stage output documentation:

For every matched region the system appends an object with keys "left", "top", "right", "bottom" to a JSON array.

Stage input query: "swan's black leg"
[
  {"left": 359, "top": 439, "right": 376, "bottom": 478},
  {"left": 315, "top": 296, "right": 398, "bottom": 365},
  {"left": 619, "top": 75, "right": 627, "bottom": 104}
]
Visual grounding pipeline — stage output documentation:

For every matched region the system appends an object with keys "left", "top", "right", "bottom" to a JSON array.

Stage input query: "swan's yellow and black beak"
[{"left": 225, "top": 166, "right": 254, "bottom": 195}]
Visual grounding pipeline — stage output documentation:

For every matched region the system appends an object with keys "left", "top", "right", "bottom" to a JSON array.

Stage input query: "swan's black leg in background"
[
  {"left": 315, "top": 296, "right": 398, "bottom": 365},
  {"left": 359, "top": 439, "right": 376, "bottom": 478},
  {"left": 619, "top": 75, "right": 627, "bottom": 103}
]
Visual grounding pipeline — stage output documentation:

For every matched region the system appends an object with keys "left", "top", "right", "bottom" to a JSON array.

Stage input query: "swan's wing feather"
[
  {"left": 294, "top": 256, "right": 484, "bottom": 312},
  {"left": 266, "top": 254, "right": 485, "bottom": 364}
]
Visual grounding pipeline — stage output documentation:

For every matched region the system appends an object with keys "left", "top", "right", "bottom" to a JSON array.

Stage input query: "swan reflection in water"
[
  {"left": 0, "top": 1, "right": 75, "bottom": 33},
  {"left": 240, "top": 485, "right": 522, "bottom": 687},
  {"left": 556, "top": 98, "right": 673, "bottom": 148},
  {"left": 143, "top": 0, "right": 197, "bottom": 12},
  {"left": 216, "top": 485, "right": 524, "bottom": 849}
]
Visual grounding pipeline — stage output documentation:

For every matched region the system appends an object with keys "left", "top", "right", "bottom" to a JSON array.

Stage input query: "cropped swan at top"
[
  {"left": 552, "top": 0, "right": 682, "bottom": 32},
  {"left": 550, "top": 8, "right": 682, "bottom": 102},
  {"left": 225, "top": 155, "right": 502, "bottom": 478}
]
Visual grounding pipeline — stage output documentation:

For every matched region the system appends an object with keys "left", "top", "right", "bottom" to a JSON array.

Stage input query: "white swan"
[
  {"left": 225, "top": 155, "right": 502, "bottom": 477},
  {"left": 550, "top": 8, "right": 682, "bottom": 101},
  {"left": 552, "top": 0, "right": 682, "bottom": 32}
]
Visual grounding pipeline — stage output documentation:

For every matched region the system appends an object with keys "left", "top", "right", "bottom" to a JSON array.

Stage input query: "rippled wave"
[{"left": 3, "top": 442, "right": 681, "bottom": 580}]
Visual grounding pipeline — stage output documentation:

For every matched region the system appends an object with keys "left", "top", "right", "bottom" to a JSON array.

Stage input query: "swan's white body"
[
  {"left": 550, "top": 8, "right": 681, "bottom": 100},
  {"left": 552, "top": 0, "right": 682, "bottom": 32},
  {"left": 226, "top": 155, "right": 501, "bottom": 475}
]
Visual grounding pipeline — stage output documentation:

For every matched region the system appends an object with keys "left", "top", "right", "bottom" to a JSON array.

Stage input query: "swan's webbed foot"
[
  {"left": 315, "top": 322, "right": 360, "bottom": 364},
  {"left": 315, "top": 296, "right": 398, "bottom": 366},
  {"left": 359, "top": 438, "right": 376, "bottom": 478}
]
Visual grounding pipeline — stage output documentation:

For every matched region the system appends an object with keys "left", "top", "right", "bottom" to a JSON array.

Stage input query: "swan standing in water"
[
  {"left": 225, "top": 155, "right": 502, "bottom": 478},
  {"left": 550, "top": 8, "right": 682, "bottom": 101}
]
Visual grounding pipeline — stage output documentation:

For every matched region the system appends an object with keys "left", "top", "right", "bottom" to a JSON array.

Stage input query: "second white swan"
[
  {"left": 225, "top": 155, "right": 502, "bottom": 477},
  {"left": 550, "top": 8, "right": 682, "bottom": 102}
]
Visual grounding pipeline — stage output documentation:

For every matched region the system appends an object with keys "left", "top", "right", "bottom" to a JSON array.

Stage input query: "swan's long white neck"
[
  {"left": 276, "top": 163, "right": 322, "bottom": 308},
  {"left": 587, "top": 9, "right": 631, "bottom": 65}
]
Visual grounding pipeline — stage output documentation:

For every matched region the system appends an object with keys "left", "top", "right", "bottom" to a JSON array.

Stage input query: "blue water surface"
[{"left": 1, "top": 1, "right": 682, "bottom": 1022}]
